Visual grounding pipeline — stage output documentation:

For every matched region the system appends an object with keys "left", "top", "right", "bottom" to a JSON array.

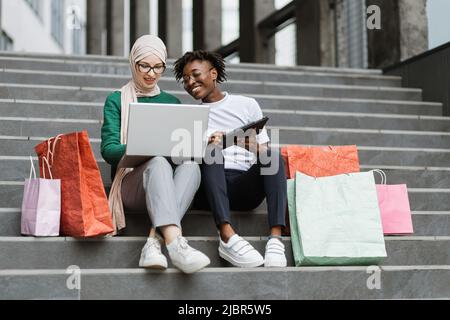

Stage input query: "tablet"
[{"left": 222, "top": 116, "right": 269, "bottom": 147}]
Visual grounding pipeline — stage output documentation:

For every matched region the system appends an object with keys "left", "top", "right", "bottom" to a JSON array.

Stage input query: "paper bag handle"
[
  {"left": 28, "top": 156, "right": 36, "bottom": 180},
  {"left": 373, "top": 169, "right": 386, "bottom": 185},
  {"left": 46, "top": 134, "right": 63, "bottom": 166},
  {"left": 41, "top": 156, "right": 54, "bottom": 180}
]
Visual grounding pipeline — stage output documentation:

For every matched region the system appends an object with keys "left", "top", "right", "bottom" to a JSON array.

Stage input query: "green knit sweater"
[{"left": 100, "top": 90, "right": 181, "bottom": 178}]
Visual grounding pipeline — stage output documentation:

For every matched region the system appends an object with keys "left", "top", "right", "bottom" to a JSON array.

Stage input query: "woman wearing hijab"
[{"left": 101, "top": 35, "right": 210, "bottom": 274}]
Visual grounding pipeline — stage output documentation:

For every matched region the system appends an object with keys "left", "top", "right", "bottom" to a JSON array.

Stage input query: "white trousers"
[{"left": 121, "top": 156, "right": 201, "bottom": 228}]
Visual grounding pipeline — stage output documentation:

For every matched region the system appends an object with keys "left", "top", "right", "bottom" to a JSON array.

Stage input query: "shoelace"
[
  {"left": 176, "top": 236, "right": 195, "bottom": 256},
  {"left": 144, "top": 238, "right": 161, "bottom": 253}
]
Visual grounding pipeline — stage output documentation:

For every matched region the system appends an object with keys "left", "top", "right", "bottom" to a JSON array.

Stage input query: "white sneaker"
[
  {"left": 139, "top": 236, "right": 168, "bottom": 269},
  {"left": 219, "top": 234, "right": 264, "bottom": 268},
  {"left": 264, "top": 238, "right": 287, "bottom": 267},
  {"left": 166, "top": 236, "right": 211, "bottom": 274}
]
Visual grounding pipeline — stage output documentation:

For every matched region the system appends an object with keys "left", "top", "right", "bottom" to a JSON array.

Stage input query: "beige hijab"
[{"left": 108, "top": 35, "right": 168, "bottom": 235}]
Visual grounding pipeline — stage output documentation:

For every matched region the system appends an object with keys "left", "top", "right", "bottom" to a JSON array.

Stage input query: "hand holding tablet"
[{"left": 222, "top": 116, "right": 269, "bottom": 147}]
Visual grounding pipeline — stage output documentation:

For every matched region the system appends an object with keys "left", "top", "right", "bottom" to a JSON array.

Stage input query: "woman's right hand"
[{"left": 208, "top": 131, "right": 225, "bottom": 146}]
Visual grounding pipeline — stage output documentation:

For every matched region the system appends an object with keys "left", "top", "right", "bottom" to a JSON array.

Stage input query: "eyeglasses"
[
  {"left": 182, "top": 68, "right": 214, "bottom": 85},
  {"left": 137, "top": 63, "right": 166, "bottom": 74}
]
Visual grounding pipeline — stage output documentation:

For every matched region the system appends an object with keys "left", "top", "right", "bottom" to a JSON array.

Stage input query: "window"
[
  {"left": 0, "top": 31, "right": 14, "bottom": 51},
  {"left": 275, "top": 24, "right": 296, "bottom": 66},
  {"left": 25, "top": 0, "right": 42, "bottom": 18},
  {"left": 51, "top": 0, "right": 65, "bottom": 47}
]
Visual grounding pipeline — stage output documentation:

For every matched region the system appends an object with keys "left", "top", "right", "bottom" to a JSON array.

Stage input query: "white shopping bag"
[{"left": 295, "top": 171, "right": 387, "bottom": 265}]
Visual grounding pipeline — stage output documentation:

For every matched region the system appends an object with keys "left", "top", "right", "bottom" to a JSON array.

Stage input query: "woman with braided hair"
[{"left": 174, "top": 50, "right": 288, "bottom": 268}]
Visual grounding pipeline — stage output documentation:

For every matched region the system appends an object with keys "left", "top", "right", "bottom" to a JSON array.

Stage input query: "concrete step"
[
  {"left": 1, "top": 183, "right": 449, "bottom": 210},
  {"left": 0, "top": 209, "right": 448, "bottom": 237},
  {"left": 355, "top": 146, "right": 450, "bottom": 167},
  {"left": 0, "top": 112, "right": 450, "bottom": 137},
  {"left": 0, "top": 72, "right": 410, "bottom": 100},
  {"left": 0, "top": 83, "right": 422, "bottom": 102},
  {"left": 266, "top": 111, "right": 450, "bottom": 132},
  {"left": 1, "top": 116, "right": 449, "bottom": 148},
  {"left": 0, "top": 100, "right": 450, "bottom": 131},
  {"left": 116, "top": 211, "right": 450, "bottom": 238},
  {"left": 0, "top": 236, "right": 448, "bottom": 270},
  {"left": 0, "top": 67, "right": 402, "bottom": 87},
  {"left": 0, "top": 100, "right": 104, "bottom": 119},
  {"left": 0, "top": 53, "right": 385, "bottom": 75},
  {"left": 3, "top": 157, "right": 450, "bottom": 189},
  {"left": 1, "top": 266, "right": 448, "bottom": 300},
  {"left": 0, "top": 118, "right": 101, "bottom": 138},
  {"left": 275, "top": 127, "right": 450, "bottom": 149},
  {"left": 0, "top": 52, "right": 134, "bottom": 63},
  {"left": 0, "top": 98, "right": 443, "bottom": 121},
  {"left": 2, "top": 137, "right": 450, "bottom": 168},
  {"left": 256, "top": 96, "right": 442, "bottom": 115}
]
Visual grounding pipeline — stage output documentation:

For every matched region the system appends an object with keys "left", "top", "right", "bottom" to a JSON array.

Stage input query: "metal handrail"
[
  {"left": 258, "top": 1, "right": 295, "bottom": 39},
  {"left": 215, "top": 39, "right": 239, "bottom": 59},
  {"left": 214, "top": 1, "right": 295, "bottom": 58}
]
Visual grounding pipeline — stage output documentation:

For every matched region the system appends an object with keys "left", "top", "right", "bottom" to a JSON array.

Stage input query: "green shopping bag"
[
  {"left": 293, "top": 171, "right": 387, "bottom": 266},
  {"left": 287, "top": 179, "right": 303, "bottom": 266}
]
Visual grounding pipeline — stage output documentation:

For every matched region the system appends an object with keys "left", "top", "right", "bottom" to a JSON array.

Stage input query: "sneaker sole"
[
  {"left": 140, "top": 263, "right": 167, "bottom": 270},
  {"left": 264, "top": 260, "right": 288, "bottom": 268},
  {"left": 139, "top": 257, "right": 168, "bottom": 270},
  {"left": 174, "top": 258, "right": 211, "bottom": 274},
  {"left": 219, "top": 247, "right": 264, "bottom": 268}
]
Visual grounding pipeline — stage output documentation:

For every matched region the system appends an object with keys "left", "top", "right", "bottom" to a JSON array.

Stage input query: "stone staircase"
[{"left": 0, "top": 52, "right": 449, "bottom": 300}]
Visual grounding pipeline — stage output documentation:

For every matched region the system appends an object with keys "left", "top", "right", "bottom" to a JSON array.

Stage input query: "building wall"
[
  {"left": 2, "top": 0, "right": 61, "bottom": 52},
  {"left": 398, "top": 0, "right": 428, "bottom": 61},
  {"left": 1, "top": 0, "right": 86, "bottom": 54}
]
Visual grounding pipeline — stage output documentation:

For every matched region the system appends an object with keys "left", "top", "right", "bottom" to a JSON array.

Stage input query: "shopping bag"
[
  {"left": 374, "top": 170, "right": 414, "bottom": 235},
  {"left": 294, "top": 171, "right": 387, "bottom": 265},
  {"left": 287, "top": 179, "right": 303, "bottom": 266},
  {"left": 281, "top": 147, "right": 290, "bottom": 177},
  {"left": 34, "top": 131, "right": 114, "bottom": 238},
  {"left": 21, "top": 156, "right": 61, "bottom": 237},
  {"left": 281, "top": 145, "right": 360, "bottom": 179},
  {"left": 281, "top": 145, "right": 360, "bottom": 235}
]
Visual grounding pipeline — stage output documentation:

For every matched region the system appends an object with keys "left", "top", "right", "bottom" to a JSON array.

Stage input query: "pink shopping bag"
[
  {"left": 374, "top": 170, "right": 414, "bottom": 235},
  {"left": 21, "top": 156, "right": 61, "bottom": 237}
]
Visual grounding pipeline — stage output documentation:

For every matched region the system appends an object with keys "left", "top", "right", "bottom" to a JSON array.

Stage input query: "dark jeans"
[{"left": 194, "top": 146, "right": 287, "bottom": 229}]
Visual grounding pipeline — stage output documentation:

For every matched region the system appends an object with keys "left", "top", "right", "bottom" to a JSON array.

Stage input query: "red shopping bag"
[
  {"left": 281, "top": 147, "right": 290, "bottom": 177},
  {"left": 281, "top": 145, "right": 360, "bottom": 178},
  {"left": 35, "top": 131, "right": 114, "bottom": 238}
]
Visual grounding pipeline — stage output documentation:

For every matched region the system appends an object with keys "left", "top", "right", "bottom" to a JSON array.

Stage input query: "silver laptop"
[{"left": 117, "top": 103, "right": 210, "bottom": 168}]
